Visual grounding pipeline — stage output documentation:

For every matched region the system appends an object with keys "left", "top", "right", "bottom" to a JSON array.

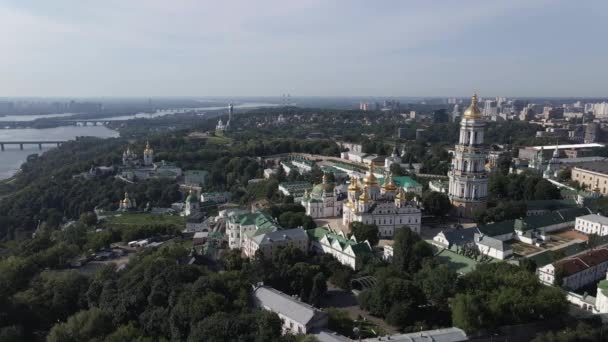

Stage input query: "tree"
[
  {"left": 414, "top": 263, "right": 458, "bottom": 309},
  {"left": 79, "top": 211, "right": 98, "bottom": 226},
  {"left": 422, "top": 191, "right": 452, "bottom": 218},
  {"left": 47, "top": 308, "right": 114, "bottom": 342},
  {"left": 452, "top": 263, "right": 568, "bottom": 333},
  {"left": 557, "top": 168, "right": 572, "bottom": 182},
  {"left": 451, "top": 293, "right": 486, "bottom": 334},
  {"left": 532, "top": 322, "right": 602, "bottom": 342},
  {"left": 392, "top": 227, "right": 433, "bottom": 273},
  {"left": 349, "top": 222, "right": 379, "bottom": 246},
  {"left": 358, "top": 275, "right": 424, "bottom": 329},
  {"left": 390, "top": 163, "right": 405, "bottom": 176},
  {"left": 534, "top": 179, "right": 561, "bottom": 200},
  {"left": 105, "top": 323, "right": 148, "bottom": 342},
  {"left": 308, "top": 272, "right": 327, "bottom": 306}
]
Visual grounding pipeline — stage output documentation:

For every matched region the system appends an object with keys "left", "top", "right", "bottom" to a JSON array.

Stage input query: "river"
[
  {"left": 0, "top": 126, "right": 119, "bottom": 180},
  {"left": 80, "top": 102, "right": 280, "bottom": 121},
  {"left": 0, "top": 102, "right": 279, "bottom": 180},
  {"left": 0, "top": 113, "right": 77, "bottom": 122}
]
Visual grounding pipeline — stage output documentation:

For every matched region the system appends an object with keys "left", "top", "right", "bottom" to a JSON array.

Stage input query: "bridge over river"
[{"left": 0, "top": 140, "right": 67, "bottom": 151}]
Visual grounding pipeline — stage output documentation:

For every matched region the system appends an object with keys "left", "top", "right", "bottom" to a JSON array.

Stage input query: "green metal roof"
[
  {"left": 378, "top": 176, "right": 421, "bottom": 189},
  {"left": 598, "top": 280, "right": 608, "bottom": 297},
  {"left": 306, "top": 227, "right": 371, "bottom": 256},
  {"left": 525, "top": 199, "right": 577, "bottom": 211},
  {"left": 477, "top": 220, "right": 516, "bottom": 237}
]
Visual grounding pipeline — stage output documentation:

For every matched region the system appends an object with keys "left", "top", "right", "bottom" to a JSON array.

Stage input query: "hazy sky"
[{"left": 1, "top": 0, "right": 607, "bottom": 97}]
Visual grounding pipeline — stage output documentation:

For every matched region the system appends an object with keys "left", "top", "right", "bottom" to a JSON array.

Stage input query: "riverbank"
[{"left": 0, "top": 126, "right": 119, "bottom": 180}]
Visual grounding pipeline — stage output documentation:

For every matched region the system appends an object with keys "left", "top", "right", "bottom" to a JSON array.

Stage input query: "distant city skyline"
[{"left": 1, "top": 0, "right": 607, "bottom": 97}]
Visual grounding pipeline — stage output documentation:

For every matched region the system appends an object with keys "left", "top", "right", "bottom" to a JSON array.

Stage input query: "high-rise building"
[
  {"left": 398, "top": 127, "right": 408, "bottom": 139},
  {"left": 448, "top": 94, "right": 488, "bottom": 218},
  {"left": 452, "top": 104, "right": 461, "bottom": 122},
  {"left": 482, "top": 100, "right": 497, "bottom": 117},
  {"left": 585, "top": 123, "right": 601, "bottom": 143}
]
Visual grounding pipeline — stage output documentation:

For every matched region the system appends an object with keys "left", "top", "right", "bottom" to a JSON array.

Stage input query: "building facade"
[
  {"left": 537, "top": 248, "right": 608, "bottom": 290},
  {"left": 253, "top": 285, "right": 328, "bottom": 335},
  {"left": 572, "top": 162, "right": 608, "bottom": 195},
  {"left": 227, "top": 211, "right": 281, "bottom": 250},
  {"left": 307, "top": 227, "right": 371, "bottom": 270},
  {"left": 448, "top": 94, "right": 489, "bottom": 218},
  {"left": 342, "top": 167, "right": 422, "bottom": 237},
  {"left": 242, "top": 228, "right": 309, "bottom": 259},
  {"left": 301, "top": 174, "right": 343, "bottom": 218},
  {"left": 575, "top": 214, "right": 608, "bottom": 236}
]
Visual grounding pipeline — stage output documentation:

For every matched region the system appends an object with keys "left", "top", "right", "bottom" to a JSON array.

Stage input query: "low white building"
[
  {"left": 382, "top": 245, "right": 393, "bottom": 262},
  {"left": 307, "top": 227, "right": 372, "bottom": 270},
  {"left": 278, "top": 181, "right": 313, "bottom": 198},
  {"left": 595, "top": 276, "right": 608, "bottom": 313},
  {"left": 227, "top": 211, "right": 281, "bottom": 249},
  {"left": 253, "top": 285, "right": 328, "bottom": 335},
  {"left": 201, "top": 192, "right": 231, "bottom": 204},
  {"left": 242, "top": 228, "right": 309, "bottom": 259},
  {"left": 576, "top": 214, "right": 608, "bottom": 236},
  {"left": 363, "top": 327, "right": 468, "bottom": 342},
  {"left": 474, "top": 233, "right": 513, "bottom": 260},
  {"left": 264, "top": 168, "right": 278, "bottom": 179},
  {"left": 184, "top": 170, "right": 209, "bottom": 186},
  {"left": 429, "top": 180, "right": 448, "bottom": 193},
  {"left": 537, "top": 247, "right": 608, "bottom": 290},
  {"left": 341, "top": 151, "right": 366, "bottom": 163}
]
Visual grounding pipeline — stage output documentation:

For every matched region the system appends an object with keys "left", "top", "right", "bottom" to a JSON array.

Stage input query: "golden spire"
[
  {"left": 363, "top": 164, "right": 378, "bottom": 185},
  {"left": 358, "top": 188, "right": 371, "bottom": 202},
  {"left": 121, "top": 192, "right": 130, "bottom": 204},
  {"left": 144, "top": 140, "right": 153, "bottom": 154},
  {"left": 395, "top": 187, "right": 406, "bottom": 200},
  {"left": 383, "top": 172, "right": 397, "bottom": 191},
  {"left": 463, "top": 93, "right": 482, "bottom": 119},
  {"left": 348, "top": 176, "right": 360, "bottom": 191}
]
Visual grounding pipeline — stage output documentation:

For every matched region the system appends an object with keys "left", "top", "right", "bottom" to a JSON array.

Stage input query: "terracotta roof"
[{"left": 556, "top": 248, "right": 608, "bottom": 277}]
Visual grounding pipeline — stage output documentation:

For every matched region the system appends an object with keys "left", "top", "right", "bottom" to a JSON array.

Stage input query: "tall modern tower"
[{"left": 448, "top": 94, "right": 488, "bottom": 218}]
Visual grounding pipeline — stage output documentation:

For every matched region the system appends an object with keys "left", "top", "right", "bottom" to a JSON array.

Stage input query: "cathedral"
[
  {"left": 301, "top": 173, "right": 343, "bottom": 218},
  {"left": 118, "top": 192, "right": 136, "bottom": 211},
  {"left": 216, "top": 103, "right": 233, "bottom": 131},
  {"left": 143, "top": 141, "right": 154, "bottom": 166},
  {"left": 342, "top": 165, "right": 422, "bottom": 237},
  {"left": 448, "top": 94, "right": 489, "bottom": 218},
  {"left": 122, "top": 141, "right": 154, "bottom": 167},
  {"left": 182, "top": 190, "right": 200, "bottom": 216}
]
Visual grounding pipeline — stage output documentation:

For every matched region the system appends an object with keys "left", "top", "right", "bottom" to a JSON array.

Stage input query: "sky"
[{"left": 0, "top": 0, "right": 607, "bottom": 98}]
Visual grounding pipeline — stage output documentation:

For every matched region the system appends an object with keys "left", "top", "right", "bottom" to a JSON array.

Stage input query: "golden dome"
[
  {"left": 382, "top": 172, "right": 398, "bottom": 191},
  {"left": 358, "top": 187, "right": 371, "bottom": 202},
  {"left": 363, "top": 164, "right": 378, "bottom": 185},
  {"left": 395, "top": 187, "right": 406, "bottom": 200},
  {"left": 348, "top": 176, "right": 360, "bottom": 191},
  {"left": 121, "top": 192, "right": 131, "bottom": 204},
  {"left": 144, "top": 141, "right": 153, "bottom": 154},
  {"left": 462, "top": 93, "right": 482, "bottom": 119}
]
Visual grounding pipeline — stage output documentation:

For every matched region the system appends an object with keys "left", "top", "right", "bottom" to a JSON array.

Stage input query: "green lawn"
[
  {"left": 435, "top": 248, "right": 479, "bottom": 275},
  {"left": 105, "top": 213, "right": 185, "bottom": 227},
  {"left": 206, "top": 135, "right": 233, "bottom": 145}
]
